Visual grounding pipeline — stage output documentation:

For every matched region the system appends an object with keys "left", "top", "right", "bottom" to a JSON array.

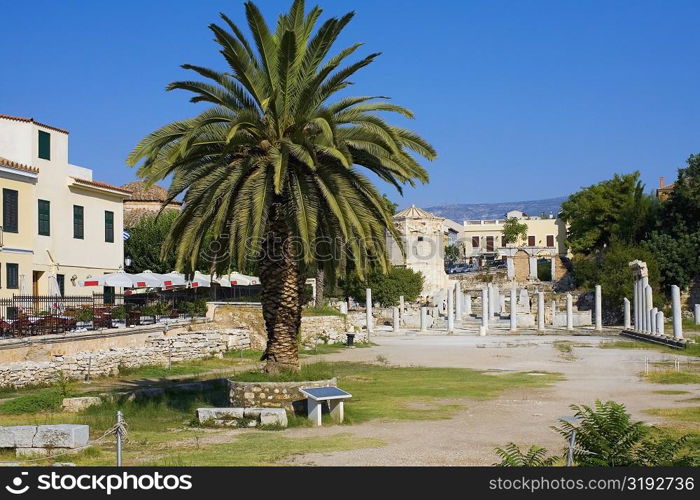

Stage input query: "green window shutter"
[
  {"left": 6, "top": 263, "right": 19, "bottom": 289},
  {"left": 105, "top": 211, "right": 114, "bottom": 243},
  {"left": 2, "top": 188, "right": 18, "bottom": 233},
  {"left": 38, "top": 130, "right": 51, "bottom": 160},
  {"left": 73, "top": 205, "right": 84, "bottom": 239},
  {"left": 38, "top": 199, "right": 50, "bottom": 236}
]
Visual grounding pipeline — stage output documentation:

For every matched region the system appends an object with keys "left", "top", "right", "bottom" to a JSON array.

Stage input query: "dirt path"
[{"left": 280, "top": 334, "right": 699, "bottom": 465}]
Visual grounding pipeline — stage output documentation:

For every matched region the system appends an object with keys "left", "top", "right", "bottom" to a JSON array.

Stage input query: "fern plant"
[
  {"left": 494, "top": 443, "right": 557, "bottom": 466},
  {"left": 553, "top": 400, "right": 648, "bottom": 466}
]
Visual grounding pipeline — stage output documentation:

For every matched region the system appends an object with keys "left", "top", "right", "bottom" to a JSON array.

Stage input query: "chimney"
[{"left": 659, "top": 176, "right": 665, "bottom": 188}]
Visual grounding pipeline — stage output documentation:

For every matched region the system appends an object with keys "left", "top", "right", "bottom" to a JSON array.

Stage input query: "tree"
[
  {"left": 345, "top": 267, "right": 424, "bottom": 306},
  {"left": 124, "top": 211, "right": 179, "bottom": 273},
  {"left": 444, "top": 244, "right": 461, "bottom": 265},
  {"left": 662, "top": 153, "right": 700, "bottom": 233},
  {"left": 560, "top": 172, "right": 656, "bottom": 254},
  {"left": 127, "top": 0, "right": 435, "bottom": 372},
  {"left": 501, "top": 217, "right": 528, "bottom": 245}
]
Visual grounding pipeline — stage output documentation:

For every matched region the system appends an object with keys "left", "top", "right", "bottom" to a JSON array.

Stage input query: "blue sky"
[{"left": 1, "top": 0, "right": 698, "bottom": 208}]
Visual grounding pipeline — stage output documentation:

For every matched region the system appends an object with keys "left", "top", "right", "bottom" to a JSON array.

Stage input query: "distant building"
[
  {"left": 121, "top": 181, "right": 182, "bottom": 227},
  {"left": 462, "top": 210, "right": 568, "bottom": 282},
  {"left": 388, "top": 205, "right": 450, "bottom": 297},
  {"left": 656, "top": 176, "right": 674, "bottom": 201},
  {"left": 0, "top": 114, "right": 131, "bottom": 298}
]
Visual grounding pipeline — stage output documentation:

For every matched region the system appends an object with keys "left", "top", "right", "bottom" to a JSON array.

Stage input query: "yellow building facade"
[{"left": 0, "top": 114, "right": 131, "bottom": 299}]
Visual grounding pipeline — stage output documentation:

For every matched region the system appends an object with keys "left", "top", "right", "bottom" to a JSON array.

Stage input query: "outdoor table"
[{"left": 299, "top": 387, "right": 352, "bottom": 426}]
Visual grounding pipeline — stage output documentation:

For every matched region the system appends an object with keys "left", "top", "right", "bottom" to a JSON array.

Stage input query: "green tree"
[
  {"left": 662, "top": 153, "right": 700, "bottom": 233},
  {"left": 127, "top": 1, "right": 435, "bottom": 372},
  {"left": 502, "top": 217, "right": 528, "bottom": 245},
  {"left": 124, "top": 211, "right": 179, "bottom": 273},
  {"left": 560, "top": 172, "right": 656, "bottom": 254},
  {"left": 345, "top": 267, "right": 424, "bottom": 306},
  {"left": 444, "top": 244, "right": 461, "bottom": 265}
]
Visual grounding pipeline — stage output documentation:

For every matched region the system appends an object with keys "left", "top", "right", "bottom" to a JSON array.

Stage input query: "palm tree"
[{"left": 127, "top": 0, "right": 436, "bottom": 373}]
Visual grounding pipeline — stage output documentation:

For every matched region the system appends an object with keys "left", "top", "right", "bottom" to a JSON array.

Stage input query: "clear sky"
[{"left": 2, "top": 0, "right": 698, "bottom": 208}]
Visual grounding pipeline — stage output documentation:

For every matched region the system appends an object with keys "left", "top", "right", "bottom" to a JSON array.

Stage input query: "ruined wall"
[{"left": 0, "top": 330, "right": 250, "bottom": 389}]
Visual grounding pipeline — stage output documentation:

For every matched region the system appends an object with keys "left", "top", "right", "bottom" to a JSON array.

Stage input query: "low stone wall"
[
  {"left": 229, "top": 377, "right": 337, "bottom": 414},
  {"left": 0, "top": 330, "right": 250, "bottom": 389}
]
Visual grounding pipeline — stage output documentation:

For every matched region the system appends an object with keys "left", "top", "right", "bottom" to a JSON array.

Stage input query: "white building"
[{"left": 0, "top": 114, "right": 131, "bottom": 298}]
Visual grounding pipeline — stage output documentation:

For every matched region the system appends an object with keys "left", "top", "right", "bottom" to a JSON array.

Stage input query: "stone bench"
[
  {"left": 0, "top": 424, "right": 89, "bottom": 457},
  {"left": 196, "top": 407, "right": 287, "bottom": 428}
]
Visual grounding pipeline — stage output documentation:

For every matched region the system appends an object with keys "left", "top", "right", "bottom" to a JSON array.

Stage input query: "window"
[
  {"left": 472, "top": 236, "right": 480, "bottom": 248},
  {"left": 56, "top": 274, "right": 65, "bottom": 296},
  {"left": 2, "top": 188, "right": 18, "bottom": 233},
  {"left": 6, "top": 263, "right": 19, "bottom": 289},
  {"left": 38, "top": 130, "right": 51, "bottom": 160},
  {"left": 528, "top": 235, "right": 536, "bottom": 246},
  {"left": 104, "top": 286, "right": 115, "bottom": 304},
  {"left": 486, "top": 236, "right": 495, "bottom": 252},
  {"left": 105, "top": 211, "right": 114, "bottom": 243},
  {"left": 73, "top": 205, "right": 84, "bottom": 239},
  {"left": 546, "top": 235, "right": 555, "bottom": 247},
  {"left": 501, "top": 235, "right": 507, "bottom": 247},
  {"left": 38, "top": 199, "right": 50, "bottom": 236}
]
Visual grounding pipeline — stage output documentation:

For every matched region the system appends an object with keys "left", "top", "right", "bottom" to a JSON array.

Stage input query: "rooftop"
[
  {"left": 0, "top": 114, "right": 69, "bottom": 134},
  {"left": 0, "top": 156, "right": 39, "bottom": 175}
]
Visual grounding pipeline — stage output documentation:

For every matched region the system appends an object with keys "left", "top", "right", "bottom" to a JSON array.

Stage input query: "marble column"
[
  {"left": 633, "top": 279, "right": 640, "bottom": 330},
  {"left": 393, "top": 307, "right": 400, "bottom": 333},
  {"left": 447, "top": 288, "right": 454, "bottom": 333},
  {"left": 399, "top": 296, "right": 404, "bottom": 320},
  {"left": 537, "top": 291, "right": 545, "bottom": 331},
  {"left": 488, "top": 284, "right": 496, "bottom": 320},
  {"left": 481, "top": 287, "right": 489, "bottom": 329},
  {"left": 595, "top": 285, "right": 602, "bottom": 331},
  {"left": 566, "top": 293, "right": 573, "bottom": 331},
  {"left": 550, "top": 257, "right": 557, "bottom": 282},
  {"left": 656, "top": 311, "right": 665, "bottom": 336},
  {"left": 650, "top": 307, "right": 658, "bottom": 334},
  {"left": 506, "top": 257, "right": 515, "bottom": 280},
  {"left": 366, "top": 288, "right": 373, "bottom": 336},
  {"left": 551, "top": 299, "right": 557, "bottom": 326},
  {"left": 695, "top": 304, "right": 700, "bottom": 326},
  {"left": 529, "top": 256, "right": 538, "bottom": 280},
  {"left": 455, "top": 282, "right": 462, "bottom": 320},
  {"left": 623, "top": 298, "right": 631, "bottom": 330},
  {"left": 510, "top": 286, "right": 517, "bottom": 332},
  {"left": 672, "top": 285, "right": 683, "bottom": 339},
  {"left": 641, "top": 276, "right": 649, "bottom": 332},
  {"left": 465, "top": 293, "right": 472, "bottom": 316},
  {"left": 644, "top": 284, "right": 653, "bottom": 333}
]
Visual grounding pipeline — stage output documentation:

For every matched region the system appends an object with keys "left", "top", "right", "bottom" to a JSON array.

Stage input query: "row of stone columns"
[{"left": 629, "top": 278, "right": 683, "bottom": 339}]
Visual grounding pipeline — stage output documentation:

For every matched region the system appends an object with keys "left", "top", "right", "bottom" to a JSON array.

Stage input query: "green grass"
[
  {"left": 646, "top": 406, "right": 700, "bottom": 424},
  {"left": 652, "top": 390, "right": 690, "bottom": 395},
  {"left": 231, "top": 362, "right": 335, "bottom": 382},
  {"left": 301, "top": 305, "right": 345, "bottom": 317},
  {"left": 0, "top": 361, "right": 563, "bottom": 466},
  {"left": 643, "top": 370, "right": 700, "bottom": 384},
  {"left": 0, "top": 388, "right": 70, "bottom": 415},
  {"left": 600, "top": 339, "right": 700, "bottom": 357},
  {"left": 300, "top": 342, "right": 373, "bottom": 356}
]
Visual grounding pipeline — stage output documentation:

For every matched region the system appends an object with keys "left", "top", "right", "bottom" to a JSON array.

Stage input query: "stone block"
[
  {"left": 197, "top": 408, "right": 244, "bottom": 422},
  {"left": 243, "top": 408, "right": 262, "bottom": 418},
  {"left": 260, "top": 409, "right": 288, "bottom": 427},
  {"left": 62, "top": 397, "right": 102, "bottom": 413},
  {"left": 0, "top": 426, "right": 37, "bottom": 448},
  {"left": 33, "top": 425, "right": 89, "bottom": 449}
]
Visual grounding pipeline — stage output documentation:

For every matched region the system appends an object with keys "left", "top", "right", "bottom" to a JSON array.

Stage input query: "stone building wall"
[
  {"left": 229, "top": 377, "right": 337, "bottom": 414},
  {"left": 0, "top": 330, "right": 250, "bottom": 389}
]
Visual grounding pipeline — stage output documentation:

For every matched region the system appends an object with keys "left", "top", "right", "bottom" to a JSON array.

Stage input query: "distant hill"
[{"left": 424, "top": 196, "right": 568, "bottom": 222}]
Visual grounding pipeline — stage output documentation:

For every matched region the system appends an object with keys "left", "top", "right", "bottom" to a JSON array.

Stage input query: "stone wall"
[
  {"left": 0, "top": 330, "right": 250, "bottom": 389},
  {"left": 229, "top": 377, "right": 337, "bottom": 414}
]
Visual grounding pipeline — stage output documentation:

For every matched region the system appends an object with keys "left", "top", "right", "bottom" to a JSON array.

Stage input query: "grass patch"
[
  {"left": 231, "top": 362, "right": 336, "bottom": 382},
  {"left": 644, "top": 370, "right": 700, "bottom": 384},
  {"left": 300, "top": 342, "right": 373, "bottom": 356},
  {"left": 139, "top": 432, "right": 384, "bottom": 466},
  {"left": 0, "top": 387, "right": 72, "bottom": 415},
  {"left": 645, "top": 406, "right": 700, "bottom": 426},
  {"left": 652, "top": 390, "right": 690, "bottom": 395},
  {"left": 302, "top": 305, "right": 345, "bottom": 317},
  {"left": 600, "top": 339, "right": 700, "bottom": 357}
]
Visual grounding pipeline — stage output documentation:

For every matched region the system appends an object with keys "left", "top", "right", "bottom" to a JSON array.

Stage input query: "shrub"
[
  {"left": 74, "top": 307, "right": 94, "bottom": 323},
  {"left": 344, "top": 267, "right": 424, "bottom": 306},
  {"left": 494, "top": 443, "right": 556, "bottom": 466}
]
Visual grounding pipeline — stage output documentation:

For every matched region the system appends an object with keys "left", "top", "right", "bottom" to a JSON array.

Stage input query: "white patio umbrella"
[
  {"left": 79, "top": 270, "right": 136, "bottom": 288},
  {"left": 161, "top": 272, "right": 187, "bottom": 289},
  {"left": 131, "top": 270, "right": 167, "bottom": 288},
  {"left": 217, "top": 272, "right": 254, "bottom": 287},
  {"left": 238, "top": 273, "right": 260, "bottom": 285},
  {"left": 189, "top": 271, "right": 211, "bottom": 288}
]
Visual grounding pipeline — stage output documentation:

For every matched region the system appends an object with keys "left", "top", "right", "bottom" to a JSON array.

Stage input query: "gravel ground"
[{"left": 280, "top": 330, "right": 699, "bottom": 466}]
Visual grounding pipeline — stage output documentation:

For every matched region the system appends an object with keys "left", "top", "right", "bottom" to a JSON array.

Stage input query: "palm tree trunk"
[
  {"left": 314, "top": 268, "right": 325, "bottom": 307},
  {"left": 259, "top": 205, "right": 303, "bottom": 373}
]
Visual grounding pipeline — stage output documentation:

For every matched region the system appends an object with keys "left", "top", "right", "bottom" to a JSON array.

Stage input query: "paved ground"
[{"left": 282, "top": 329, "right": 699, "bottom": 466}]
